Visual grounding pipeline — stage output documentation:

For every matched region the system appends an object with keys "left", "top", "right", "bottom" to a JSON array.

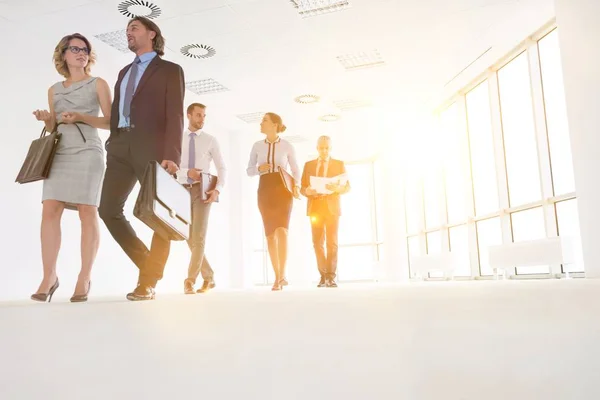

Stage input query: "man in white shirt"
[{"left": 176, "top": 103, "right": 226, "bottom": 294}]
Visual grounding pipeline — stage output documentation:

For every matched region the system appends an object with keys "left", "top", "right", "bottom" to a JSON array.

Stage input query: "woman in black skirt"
[{"left": 247, "top": 113, "right": 301, "bottom": 290}]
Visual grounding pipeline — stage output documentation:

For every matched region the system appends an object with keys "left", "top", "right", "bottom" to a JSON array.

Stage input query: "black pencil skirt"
[{"left": 257, "top": 172, "right": 293, "bottom": 237}]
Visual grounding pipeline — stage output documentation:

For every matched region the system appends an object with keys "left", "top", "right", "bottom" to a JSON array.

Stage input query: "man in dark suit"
[
  {"left": 99, "top": 16, "right": 185, "bottom": 301},
  {"left": 301, "top": 136, "right": 350, "bottom": 287}
]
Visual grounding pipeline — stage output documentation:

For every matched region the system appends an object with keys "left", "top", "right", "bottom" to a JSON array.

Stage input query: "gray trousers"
[{"left": 186, "top": 185, "right": 213, "bottom": 284}]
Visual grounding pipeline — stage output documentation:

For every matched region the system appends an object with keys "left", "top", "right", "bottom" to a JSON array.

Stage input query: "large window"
[
  {"left": 498, "top": 51, "right": 542, "bottom": 207},
  {"left": 466, "top": 82, "right": 499, "bottom": 216},
  {"left": 338, "top": 163, "right": 375, "bottom": 245},
  {"left": 426, "top": 231, "right": 442, "bottom": 254},
  {"left": 476, "top": 218, "right": 503, "bottom": 276},
  {"left": 404, "top": 174, "right": 422, "bottom": 234},
  {"left": 556, "top": 199, "right": 584, "bottom": 273},
  {"left": 404, "top": 26, "right": 583, "bottom": 279},
  {"left": 441, "top": 103, "right": 470, "bottom": 224},
  {"left": 511, "top": 207, "right": 549, "bottom": 275},
  {"left": 423, "top": 165, "right": 443, "bottom": 229},
  {"left": 407, "top": 235, "right": 421, "bottom": 276},
  {"left": 338, "top": 162, "right": 381, "bottom": 281},
  {"left": 538, "top": 29, "right": 576, "bottom": 195},
  {"left": 449, "top": 224, "right": 471, "bottom": 276}
]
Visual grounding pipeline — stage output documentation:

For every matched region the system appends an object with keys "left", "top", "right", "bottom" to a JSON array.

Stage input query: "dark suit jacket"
[
  {"left": 109, "top": 56, "right": 185, "bottom": 165},
  {"left": 300, "top": 158, "right": 349, "bottom": 216}
]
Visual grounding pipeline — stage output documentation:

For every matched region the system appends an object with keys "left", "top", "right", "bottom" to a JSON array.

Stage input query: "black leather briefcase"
[{"left": 134, "top": 161, "right": 192, "bottom": 241}]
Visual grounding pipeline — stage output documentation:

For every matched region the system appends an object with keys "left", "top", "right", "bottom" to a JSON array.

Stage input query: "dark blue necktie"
[
  {"left": 123, "top": 56, "right": 140, "bottom": 120},
  {"left": 188, "top": 133, "right": 196, "bottom": 184}
]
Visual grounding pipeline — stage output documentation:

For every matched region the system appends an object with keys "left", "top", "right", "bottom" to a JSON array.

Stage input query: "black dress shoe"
[
  {"left": 184, "top": 279, "right": 195, "bottom": 294},
  {"left": 317, "top": 278, "right": 327, "bottom": 288},
  {"left": 197, "top": 280, "right": 215, "bottom": 293},
  {"left": 126, "top": 285, "right": 155, "bottom": 301}
]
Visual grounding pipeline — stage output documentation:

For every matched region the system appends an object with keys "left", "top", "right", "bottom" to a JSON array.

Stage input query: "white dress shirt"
[
  {"left": 176, "top": 129, "right": 227, "bottom": 192},
  {"left": 246, "top": 137, "right": 301, "bottom": 185}
]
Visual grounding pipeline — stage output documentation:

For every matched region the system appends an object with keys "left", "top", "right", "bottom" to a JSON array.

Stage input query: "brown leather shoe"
[
  {"left": 197, "top": 280, "right": 215, "bottom": 293},
  {"left": 126, "top": 285, "right": 155, "bottom": 301},
  {"left": 184, "top": 279, "right": 195, "bottom": 294}
]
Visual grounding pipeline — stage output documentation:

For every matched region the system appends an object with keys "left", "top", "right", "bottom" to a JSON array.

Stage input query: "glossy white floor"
[{"left": 0, "top": 279, "right": 599, "bottom": 400}]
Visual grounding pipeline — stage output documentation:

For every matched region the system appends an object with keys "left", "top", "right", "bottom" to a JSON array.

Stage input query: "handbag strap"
[{"left": 39, "top": 122, "right": 86, "bottom": 143}]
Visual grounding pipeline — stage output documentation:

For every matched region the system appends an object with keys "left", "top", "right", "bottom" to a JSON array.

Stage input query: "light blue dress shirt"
[{"left": 118, "top": 51, "right": 158, "bottom": 127}]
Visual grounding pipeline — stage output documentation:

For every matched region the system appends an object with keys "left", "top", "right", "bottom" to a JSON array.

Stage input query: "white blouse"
[{"left": 246, "top": 137, "right": 301, "bottom": 185}]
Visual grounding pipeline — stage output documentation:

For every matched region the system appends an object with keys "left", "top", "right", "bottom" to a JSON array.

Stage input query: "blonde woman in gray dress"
[{"left": 31, "top": 33, "right": 112, "bottom": 302}]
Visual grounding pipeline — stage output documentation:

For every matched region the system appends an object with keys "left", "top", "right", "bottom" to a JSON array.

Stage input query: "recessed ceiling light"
[
  {"left": 180, "top": 44, "right": 216, "bottom": 59},
  {"left": 185, "top": 79, "right": 229, "bottom": 95},
  {"left": 236, "top": 112, "right": 265, "bottom": 124},
  {"left": 319, "top": 114, "right": 341, "bottom": 122},
  {"left": 94, "top": 29, "right": 129, "bottom": 53},
  {"left": 336, "top": 49, "right": 385, "bottom": 71},
  {"left": 118, "top": 0, "right": 162, "bottom": 19},
  {"left": 289, "top": 0, "right": 350, "bottom": 18},
  {"left": 294, "top": 94, "right": 320, "bottom": 104}
]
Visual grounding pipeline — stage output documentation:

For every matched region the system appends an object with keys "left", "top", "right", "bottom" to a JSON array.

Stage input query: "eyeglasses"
[{"left": 67, "top": 46, "right": 89, "bottom": 55}]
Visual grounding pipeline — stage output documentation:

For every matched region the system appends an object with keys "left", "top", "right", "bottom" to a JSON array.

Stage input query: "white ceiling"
[{"left": 0, "top": 0, "right": 555, "bottom": 160}]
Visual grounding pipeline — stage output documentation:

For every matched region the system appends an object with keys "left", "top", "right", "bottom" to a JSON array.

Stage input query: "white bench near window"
[{"left": 487, "top": 236, "right": 576, "bottom": 279}]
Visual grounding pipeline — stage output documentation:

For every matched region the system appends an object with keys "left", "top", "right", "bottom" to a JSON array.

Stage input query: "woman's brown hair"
[{"left": 265, "top": 112, "right": 287, "bottom": 133}]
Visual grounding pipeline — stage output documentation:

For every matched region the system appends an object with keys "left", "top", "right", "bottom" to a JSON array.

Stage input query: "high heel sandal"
[
  {"left": 70, "top": 281, "right": 91, "bottom": 303},
  {"left": 271, "top": 281, "right": 282, "bottom": 291},
  {"left": 31, "top": 279, "right": 60, "bottom": 303}
]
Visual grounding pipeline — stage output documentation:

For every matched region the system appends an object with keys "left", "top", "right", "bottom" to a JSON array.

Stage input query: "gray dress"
[{"left": 42, "top": 77, "right": 105, "bottom": 210}]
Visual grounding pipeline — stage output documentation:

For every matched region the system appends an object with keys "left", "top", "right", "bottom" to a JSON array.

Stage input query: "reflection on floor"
[{"left": 1, "top": 280, "right": 599, "bottom": 400}]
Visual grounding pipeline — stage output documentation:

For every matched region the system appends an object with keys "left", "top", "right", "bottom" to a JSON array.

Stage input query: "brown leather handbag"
[
  {"left": 15, "top": 123, "right": 62, "bottom": 184},
  {"left": 15, "top": 122, "right": 87, "bottom": 184}
]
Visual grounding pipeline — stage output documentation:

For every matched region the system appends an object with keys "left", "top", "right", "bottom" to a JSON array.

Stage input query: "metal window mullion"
[
  {"left": 459, "top": 93, "right": 480, "bottom": 278},
  {"left": 528, "top": 40, "right": 560, "bottom": 275},
  {"left": 488, "top": 72, "right": 515, "bottom": 275}
]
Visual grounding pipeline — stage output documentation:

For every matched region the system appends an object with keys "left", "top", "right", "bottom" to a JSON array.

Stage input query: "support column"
[{"left": 554, "top": 0, "right": 600, "bottom": 276}]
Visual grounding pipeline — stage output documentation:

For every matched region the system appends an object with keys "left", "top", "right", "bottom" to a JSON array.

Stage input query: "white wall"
[
  {"left": 0, "top": 25, "right": 233, "bottom": 301},
  {"left": 554, "top": 0, "right": 600, "bottom": 277}
]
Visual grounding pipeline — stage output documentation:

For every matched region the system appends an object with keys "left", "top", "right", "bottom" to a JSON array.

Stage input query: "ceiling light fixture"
[
  {"left": 118, "top": 0, "right": 161, "bottom": 19},
  {"left": 294, "top": 94, "right": 320, "bottom": 104},
  {"left": 289, "top": 0, "right": 350, "bottom": 18},
  {"left": 333, "top": 99, "right": 372, "bottom": 110},
  {"left": 185, "top": 79, "right": 229, "bottom": 95},
  {"left": 319, "top": 114, "right": 341, "bottom": 122},
  {"left": 336, "top": 49, "right": 385, "bottom": 71},
  {"left": 236, "top": 112, "right": 265, "bottom": 124},
  {"left": 180, "top": 44, "right": 217, "bottom": 59},
  {"left": 94, "top": 30, "right": 129, "bottom": 53}
]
